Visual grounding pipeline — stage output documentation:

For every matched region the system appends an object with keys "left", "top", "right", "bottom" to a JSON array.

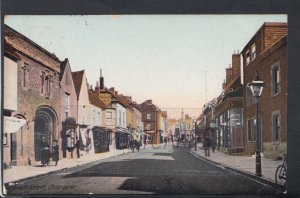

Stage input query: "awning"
[
  {"left": 116, "top": 127, "right": 131, "bottom": 134},
  {"left": 3, "top": 116, "right": 27, "bottom": 133},
  {"left": 145, "top": 130, "right": 156, "bottom": 134}
]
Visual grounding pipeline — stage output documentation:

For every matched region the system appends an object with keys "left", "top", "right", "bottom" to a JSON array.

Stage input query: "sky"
[{"left": 4, "top": 15, "right": 287, "bottom": 119}]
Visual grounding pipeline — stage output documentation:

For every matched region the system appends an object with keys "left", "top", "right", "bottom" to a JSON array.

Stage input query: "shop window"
[
  {"left": 272, "top": 113, "right": 280, "bottom": 142},
  {"left": 66, "top": 129, "right": 77, "bottom": 149},
  {"left": 109, "top": 133, "right": 112, "bottom": 145},
  {"left": 272, "top": 65, "right": 280, "bottom": 95}
]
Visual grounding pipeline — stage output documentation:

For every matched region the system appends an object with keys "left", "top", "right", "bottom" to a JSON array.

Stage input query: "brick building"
[
  {"left": 4, "top": 25, "right": 61, "bottom": 165},
  {"left": 242, "top": 22, "right": 287, "bottom": 159},
  {"left": 140, "top": 100, "right": 161, "bottom": 144},
  {"left": 214, "top": 52, "right": 244, "bottom": 153}
]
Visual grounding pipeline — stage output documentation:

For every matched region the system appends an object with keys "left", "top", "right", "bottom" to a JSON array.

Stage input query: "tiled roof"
[
  {"left": 140, "top": 100, "right": 161, "bottom": 111},
  {"left": 88, "top": 90, "right": 107, "bottom": 109},
  {"left": 5, "top": 24, "right": 61, "bottom": 62},
  {"left": 71, "top": 70, "right": 84, "bottom": 100},
  {"left": 100, "top": 89, "right": 129, "bottom": 108}
]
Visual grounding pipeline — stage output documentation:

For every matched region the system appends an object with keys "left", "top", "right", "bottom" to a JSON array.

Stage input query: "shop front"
[
  {"left": 92, "top": 127, "right": 109, "bottom": 153},
  {"left": 61, "top": 118, "right": 78, "bottom": 159},
  {"left": 115, "top": 127, "right": 130, "bottom": 149}
]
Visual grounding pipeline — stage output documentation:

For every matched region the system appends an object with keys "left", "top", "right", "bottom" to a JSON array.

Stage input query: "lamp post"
[
  {"left": 247, "top": 71, "right": 264, "bottom": 177},
  {"left": 210, "top": 100, "right": 217, "bottom": 153}
]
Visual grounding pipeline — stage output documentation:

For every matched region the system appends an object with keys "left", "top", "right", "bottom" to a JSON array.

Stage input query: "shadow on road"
[{"left": 61, "top": 148, "right": 276, "bottom": 195}]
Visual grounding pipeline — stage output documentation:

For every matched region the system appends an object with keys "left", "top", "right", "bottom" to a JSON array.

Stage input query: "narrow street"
[{"left": 6, "top": 144, "right": 277, "bottom": 195}]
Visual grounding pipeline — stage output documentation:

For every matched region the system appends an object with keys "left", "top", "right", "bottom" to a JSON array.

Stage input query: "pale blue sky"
[{"left": 5, "top": 15, "right": 287, "bottom": 119}]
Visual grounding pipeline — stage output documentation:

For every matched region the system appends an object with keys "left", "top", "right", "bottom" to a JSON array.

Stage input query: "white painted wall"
[
  {"left": 77, "top": 72, "right": 90, "bottom": 125},
  {"left": 4, "top": 57, "right": 18, "bottom": 111},
  {"left": 116, "top": 103, "right": 127, "bottom": 128}
]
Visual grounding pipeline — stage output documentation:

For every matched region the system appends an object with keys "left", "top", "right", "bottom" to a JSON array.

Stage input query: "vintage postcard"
[{"left": 2, "top": 14, "right": 288, "bottom": 196}]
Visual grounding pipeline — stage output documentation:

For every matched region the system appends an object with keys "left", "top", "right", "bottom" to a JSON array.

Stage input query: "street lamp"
[{"left": 247, "top": 71, "right": 264, "bottom": 177}]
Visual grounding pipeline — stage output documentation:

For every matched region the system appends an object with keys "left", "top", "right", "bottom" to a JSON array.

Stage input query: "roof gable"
[
  {"left": 88, "top": 90, "right": 107, "bottom": 109},
  {"left": 71, "top": 70, "right": 84, "bottom": 100}
]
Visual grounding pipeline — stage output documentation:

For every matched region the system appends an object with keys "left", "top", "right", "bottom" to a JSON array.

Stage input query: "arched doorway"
[{"left": 34, "top": 106, "right": 57, "bottom": 161}]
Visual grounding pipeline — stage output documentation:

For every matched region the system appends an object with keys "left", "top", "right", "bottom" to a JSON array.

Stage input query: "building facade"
[
  {"left": 140, "top": 100, "right": 161, "bottom": 144},
  {"left": 60, "top": 59, "right": 78, "bottom": 159},
  {"left": 214, "top": 52, "right": 244, "bottom": 154},
  {"left": 4, "top": 25, "right": 61, "bottom": 165},
  {"left": 72, "top": 70, "right": 94, "bottom": 156},
  {"left": 3, "top": 40, "right": 26, "bottom": 168},
  {"left": 242, "top": 22, "right": 287, "bottom": 159}
]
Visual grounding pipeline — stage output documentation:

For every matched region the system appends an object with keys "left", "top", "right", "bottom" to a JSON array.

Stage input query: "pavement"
[
  {"left": 191, "top": 143, "right": 283, "bottom": 185},
  {"left": 3, "top": 148, "right": 132, "bottom": 184}
]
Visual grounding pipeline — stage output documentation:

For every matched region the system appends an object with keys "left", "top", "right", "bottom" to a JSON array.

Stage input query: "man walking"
[
  {"left": 164, "top": 137, "right": 168, "bottom": 148},
  {"left": 203, "top": 135, "right": 211, "bottom": 157}
]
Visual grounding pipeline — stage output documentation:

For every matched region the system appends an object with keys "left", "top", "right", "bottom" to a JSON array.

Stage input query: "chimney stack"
[
  {"left": 100, "top": 69, "right": 104, "bottom": 90},
  {"left": 109, "top": 87, "right": 115, "bottom": 93},
  {"left": 232, "top": 52, "right": 241, "bottom": 79},
  {"left": 222, "top": 79, "right": 227, "bottom": 90},
  {"left": 95, "top": 81, "right": 100, "bottom": 95},
  {"left": 226, "top": 67, "right": 233, "bottom": 83}
]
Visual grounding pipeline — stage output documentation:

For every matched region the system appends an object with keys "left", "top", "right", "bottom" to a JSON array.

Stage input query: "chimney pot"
[{"left": 100, "top": 69, "right": 104, "bottom": 89}]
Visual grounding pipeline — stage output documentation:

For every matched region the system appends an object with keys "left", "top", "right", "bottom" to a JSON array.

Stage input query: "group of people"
[
  {"left": 40, "top": 136, "right": 81, "bottom": 166},
  {"left": 129, "top": 139, "right": 142, "bottom": 152}
]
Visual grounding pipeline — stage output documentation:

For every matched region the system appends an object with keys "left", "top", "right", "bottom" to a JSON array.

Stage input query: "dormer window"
[
  {"left": 251, "top": 44, "right": 256, "bottom": 61},
  {"left": 246, "top": 50, "right": 250, "bottom": 65}
]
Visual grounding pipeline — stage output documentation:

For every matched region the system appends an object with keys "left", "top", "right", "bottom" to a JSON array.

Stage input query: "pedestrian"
[
  {"left": 143, "top": 136, "right": 146, "bottom": 150},
  {"left": 129, "top": 139, "right": 135, "bottom": 152},
  {"left": 171, "top": 136, "right": 174, "bottom": 146},
  {"left": 75, "top": 138, "right": 80, "bottom": 159},
  {"left": 40, "top": 137, "right": 50, "bottom": 166},
  {"left": 203, "top": 135, "right": 211, "bottom": 157},
  {"left": 135, "top": 139, "right": 140, "bottom": 152},
  {"left": 211, "top": 138, "right": 216, "bottom": 153},
  {"left": 52, "top": 140, "right": 59, "bottom": 166},
  {"left": 164, "top": 137, "right": 167, "bottom": 148}
]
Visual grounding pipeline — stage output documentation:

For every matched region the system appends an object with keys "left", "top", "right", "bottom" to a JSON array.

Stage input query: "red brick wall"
[
  {"left": 232, "top": 54, "right": 241, "bottom": 80},
  {"left": 243, "top": 36, "right": 287, "bottom": 157}
]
